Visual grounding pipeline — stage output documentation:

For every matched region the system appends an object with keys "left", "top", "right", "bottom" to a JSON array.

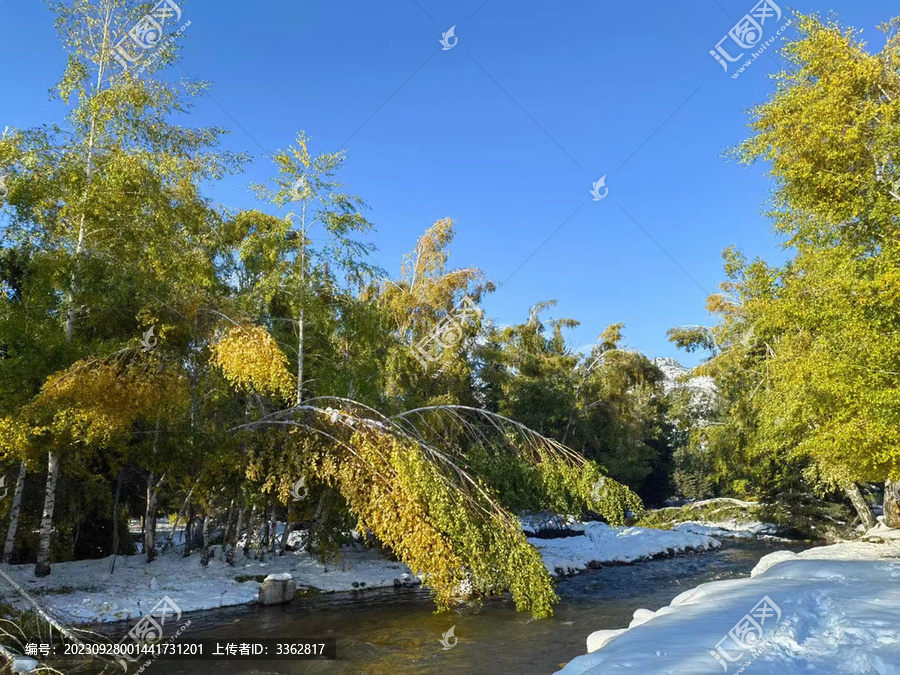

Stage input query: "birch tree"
[
  {"left": 249, "top": 133, "right": 376, "bottom": 404},
  {"left": 1, "top": 0, "right": 241, "bottom": 576}
]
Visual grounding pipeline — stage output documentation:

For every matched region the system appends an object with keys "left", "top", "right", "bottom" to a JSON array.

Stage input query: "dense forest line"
[{"left": 0, "top": 2, "right": 899, "bottom": 623}]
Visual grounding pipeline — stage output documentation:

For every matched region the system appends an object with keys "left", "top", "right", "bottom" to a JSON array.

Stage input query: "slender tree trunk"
[
  {"left": 844, "top": 482, "right": 876, "bottom": 530},
  {"left": 0, "top": 567, "right": 83, "bottom": 644},
  {"left": 280, "top": 511, "right": 293, "bottom": 554},
  {"left": 144, "top": 471, "right": 165, "bottom": 563},
  {"left": 222, "top": 499, "right": 234, "bottom": 556},
  {"left": 200, "top": 509, "right": 210, "bottom": 565},
  {"left": 222, "top": 499, "right": 235, "bottom": 552},
  {"left": 296, "top": 308, "right": 305, "bottom": 405},
  {"left": 144, "top": 471, "right": 157, "bottom": 562},
  {"left": 308, "top": 491, "right": 327, "bottom": 553},
  {"left": 268, "top": 504, "right": 277, "bottom": 555},
  {"left": 245, "top": 504, "right": 258, "bottom": 558},
  {"left": 184, "top": 504, "right": 194, "bottom": 556},
  {"left": 259, "top": 501, "right": 270, "bottom": 561},
  {"left": 561, "top": 398, "right": 578, "bottom": 445},
  {"left": 109, "top": 470, "right": 123, "bottom": 573},
  {"left": 884, "top": 480, "right": 900, "bottom": 529},
  {"left": 227, "top": 505, "right": 244, "bottom": 564},
  {"left": 2, "top": 462, "right": 27, "bottom": 563},
  {"left": 34, "top": 452, "right": 59, "bottom": 577},
  {"left": 168, "top": 485, "right": 194, "bottom": 551},
  {"left": 35, "top": 9, "right": 114, "bottom": 579},
  {"left": 64, "top": 4, "right": 111, "bottom": 339},
  {"left": 296, "top": 211, "right": 307, "bottom": 406}
]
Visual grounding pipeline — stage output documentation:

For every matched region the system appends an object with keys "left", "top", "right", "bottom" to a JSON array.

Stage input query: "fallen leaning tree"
[{"left": 232, "top": 397, "right": 643, "bottom": 619}]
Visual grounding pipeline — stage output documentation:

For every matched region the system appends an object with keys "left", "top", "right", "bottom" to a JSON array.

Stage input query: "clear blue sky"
[{"left": 1, "top": 0, "right": 894, "bottom": 365}]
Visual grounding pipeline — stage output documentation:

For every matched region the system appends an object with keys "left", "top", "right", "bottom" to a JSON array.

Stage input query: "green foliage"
[
  {"left": 475, "top": 308, "right": 671, "bottom": 504},
  {"left": 0, "top": 0, "right": 683, "bottom": 611},
  {"left": 231, "top": 400, "right": 645, "bottom": 618},
  {"left": 379, "top": 218, "right": 494, "bottom": 411},
  {"left": 669, "top": 13, "right": 900, "bottom": 532},
  {"left": 755, "top": 455, "right": 853, "bottom": 539},
  {"left": 734, "top": 13, "right": 900, "bottom": 487}
]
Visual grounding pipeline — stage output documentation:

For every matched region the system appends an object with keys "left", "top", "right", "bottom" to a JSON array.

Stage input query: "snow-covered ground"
[
  {"left": 0, "top": 544, "right": 419, "bottom": 625},
  {"left": 0, "top": 519, "right": 721, "bottom": 625},
  {"left": 558, "top": 525, "right": 900, "bottom": 675},
  {"left": 529, "top": 521, "right": 720, "bottom": 576}
]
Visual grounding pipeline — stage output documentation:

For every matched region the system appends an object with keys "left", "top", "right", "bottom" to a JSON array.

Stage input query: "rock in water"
[{"left": 258, "top": 573, "right": 296, "bottom": 605}]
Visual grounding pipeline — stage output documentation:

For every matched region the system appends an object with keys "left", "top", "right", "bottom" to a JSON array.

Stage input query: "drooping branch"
[
  {"left": 392, "top": 405, "right": 644, "bottom": 524},
  {"left": 229, "top": 401, "right": 556, "bottom": 615}
]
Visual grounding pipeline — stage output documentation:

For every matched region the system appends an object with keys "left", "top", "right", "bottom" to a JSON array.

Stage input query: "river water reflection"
[{"left": 93, "top": 539, "right": 807, "bottom": 674}]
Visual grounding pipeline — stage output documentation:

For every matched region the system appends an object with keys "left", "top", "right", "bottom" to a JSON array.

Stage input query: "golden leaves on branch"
[
  {"left": 323, "top": 428, "right": 467, "bottom": 607},
  {"left": 238, "top": 401, "right": 643, "bottom": 619},
  {"left": 0, "top": 416, "right": 36, "bottom": 461},
  {"left": 210, "top": 323, "right": 295, "bottom": 401},
  {"left": 256, "top": 408, "right": 557, "bottom": 618},
  {"left": 31, "top": 349, "right": 187, "bottom": 451}
]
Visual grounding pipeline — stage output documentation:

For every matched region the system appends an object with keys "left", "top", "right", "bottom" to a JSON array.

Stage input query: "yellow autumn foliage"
[
  {"left": 307, "top": 424, "right": 557, "bottom": 617},
  {"left": 31, "top": 351, "right": 187, "bottom": 450},
  {"left": 210, "top": 324, "right": 295, "bottom": 401}
]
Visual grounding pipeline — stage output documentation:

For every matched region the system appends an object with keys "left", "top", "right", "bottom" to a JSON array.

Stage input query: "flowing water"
[{"left": 85, "top": 539, "right": 807, "bottom": 674}]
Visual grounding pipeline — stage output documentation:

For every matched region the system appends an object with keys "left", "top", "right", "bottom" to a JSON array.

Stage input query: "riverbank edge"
[
  {"left": 557, "top": 524, "right": 900, "bottom": 674},
  {"left": 1, "top": 520, "right": 725, "bottom": 627}
]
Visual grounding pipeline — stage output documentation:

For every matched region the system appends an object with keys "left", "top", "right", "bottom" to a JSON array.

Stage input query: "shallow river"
[{"left": 81, "top": 539, "right": 808, "bottom": 674}]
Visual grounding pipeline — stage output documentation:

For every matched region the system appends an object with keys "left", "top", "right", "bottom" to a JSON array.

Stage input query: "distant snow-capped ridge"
[{"left": 651, "top": 357, "right": 717, "bottom": 401}]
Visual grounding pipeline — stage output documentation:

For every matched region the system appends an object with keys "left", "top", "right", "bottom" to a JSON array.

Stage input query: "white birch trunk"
[
  {"left": 167, "top": 485, "right": 194, "bottom": 552},
  {"left": 296, "top": 308, "right": 304, "bottom": 405},
  {"left": 2, "top": 462, "right": 27, "bottom": 563},
  {"left": 246, "top": 504, "right": 258, "bottom": 558},
  {"left": 844, "top": 482, "right": 876, "bottom": 530},
  {"left": 34, "top": 452, "right": 59, "bottom": 577},
  {"left": 268, "top": 504, "right": 277, "bottom": 555},
  {"left": 222, "top": 498, "right": 235, "bottom": 558},
  {"left": 885, "top": 480, "right": 900, "bottom": 528}
]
